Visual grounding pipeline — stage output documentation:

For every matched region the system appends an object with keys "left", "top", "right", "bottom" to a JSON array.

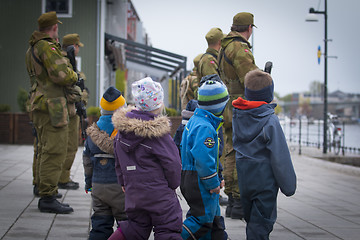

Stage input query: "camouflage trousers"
[
  {"left": 32, "top": 111, "right": 68, "bottom": 197},
  {"left": 59, "top": 114, "right": 79, "bottom": 184},
  {"left": 223, "top": 123, "right": 240, "bottom": 199}
]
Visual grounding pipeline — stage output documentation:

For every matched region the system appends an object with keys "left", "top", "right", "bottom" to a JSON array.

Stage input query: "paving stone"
[{"left": 0, "top": 144, "right": 360, "bottom": 239}]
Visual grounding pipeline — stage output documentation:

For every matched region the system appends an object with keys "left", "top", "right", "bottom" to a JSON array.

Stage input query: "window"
[{"left": 42, "top": 0, "right": 73, "bottom": 18}]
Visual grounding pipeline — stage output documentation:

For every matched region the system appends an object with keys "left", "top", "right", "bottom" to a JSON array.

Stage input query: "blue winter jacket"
[
  {"left": 232, "top": 99, "right": 296, "bottom": 198},
  {"left": 181, "top": 108, "right": 223, "bottom": 192}
]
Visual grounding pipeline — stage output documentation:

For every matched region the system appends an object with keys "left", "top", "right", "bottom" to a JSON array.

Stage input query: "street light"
[{"left": 306, "top": 0, "right": 328, "bottom": 154}]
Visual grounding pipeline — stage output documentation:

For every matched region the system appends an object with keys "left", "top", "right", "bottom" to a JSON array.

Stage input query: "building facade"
[{"left": 0, "top": 0, "right": 186, "bottom": 112}]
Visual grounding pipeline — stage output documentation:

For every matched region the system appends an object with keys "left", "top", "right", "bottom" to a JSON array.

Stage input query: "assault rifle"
[{"left": 66, "top": 45, "right": 88, "bottom": 141}]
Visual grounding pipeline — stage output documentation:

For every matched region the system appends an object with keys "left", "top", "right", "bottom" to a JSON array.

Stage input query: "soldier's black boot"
[
  {"left": 231, "top": 197, "right": 244, "bottom": 220},
  {"left": 225, "top": 193, "right": 233, "bottom": 218},
  {"left": 58, "top": 180, "right": 79, "bottom": 190},
  {"left": 38, "top": 196, "right": 73, "bottom": 214}
]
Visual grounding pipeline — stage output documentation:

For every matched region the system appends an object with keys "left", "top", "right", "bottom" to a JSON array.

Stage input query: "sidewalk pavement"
[{"left": 0, "top": 144, "right": 360, "bottom": 240}]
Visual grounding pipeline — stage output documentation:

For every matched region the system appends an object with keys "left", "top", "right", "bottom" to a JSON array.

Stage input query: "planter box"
[
  {"left": 0, "top": 113, "right": 34, "bottom": 144},
  {"left": 13, "top": 113, "right": 34, "bottom": 144},
  {"left": 0, "top": 113, "right": 14, "bottom": 144}
]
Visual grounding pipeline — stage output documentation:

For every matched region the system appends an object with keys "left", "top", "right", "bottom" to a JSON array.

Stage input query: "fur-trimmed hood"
[
  {"left": 86, "top": 123, "right": 114, "bottom": 154},
  {"left": 112, "top": 106, "right": 171, "bottom": 138}
]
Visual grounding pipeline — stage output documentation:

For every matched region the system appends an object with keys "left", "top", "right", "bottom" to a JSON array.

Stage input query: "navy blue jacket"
[
  {"left": 232, "top": 100, "right": 296, "bottom": 198},
  {"left": 83, "top": 115, "right": 118, "bottom": 187}
]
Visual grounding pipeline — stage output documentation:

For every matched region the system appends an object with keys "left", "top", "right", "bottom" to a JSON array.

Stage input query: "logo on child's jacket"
[
  {"left": 100, "top": 159, "right": 108, "bottom": 165},
  {"left": 204, "top": 137, "right": 215, "bottom": 148}
]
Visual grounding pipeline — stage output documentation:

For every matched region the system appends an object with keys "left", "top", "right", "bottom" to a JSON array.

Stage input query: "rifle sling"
[
  {"left": 31, "top": 45, "right": 44, "bottom": 68},
  {"left": 220, "top": 37, "right": 251, "bottom": 66},
  {"left": 201, "top": 52, "right": 217, "bottom": 60}
]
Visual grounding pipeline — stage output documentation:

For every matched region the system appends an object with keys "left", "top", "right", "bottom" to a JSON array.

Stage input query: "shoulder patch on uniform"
[{"left": 204, "top": 137, "right": 215, "bottom": 148}]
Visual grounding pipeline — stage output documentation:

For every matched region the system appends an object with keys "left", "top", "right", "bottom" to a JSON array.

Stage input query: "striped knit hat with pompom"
[{"left": 198, "top": 74, "right": 229, "bottom": 116}]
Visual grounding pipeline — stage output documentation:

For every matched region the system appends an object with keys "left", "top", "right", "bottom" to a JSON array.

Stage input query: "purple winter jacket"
[{"left": 112, "top": 106, "right": 182, "bottom": 214}]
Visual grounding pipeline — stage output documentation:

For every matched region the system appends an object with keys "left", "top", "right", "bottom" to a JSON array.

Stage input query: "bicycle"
[{"left": 327, "top": 113, "right": 342, "bottom": 155}]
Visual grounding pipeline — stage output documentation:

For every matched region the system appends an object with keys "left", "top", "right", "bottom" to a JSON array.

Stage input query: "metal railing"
[
  {"left": 281, "top": 116, "right": 360, "bottom": 155},
  {"left": 104, "top": 33, "right": 187, "bottom": 111}
]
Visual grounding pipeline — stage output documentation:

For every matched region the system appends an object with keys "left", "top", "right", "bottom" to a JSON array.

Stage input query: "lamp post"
[{"left": 306, "top": 0, "right": 328, "bottom": 154}]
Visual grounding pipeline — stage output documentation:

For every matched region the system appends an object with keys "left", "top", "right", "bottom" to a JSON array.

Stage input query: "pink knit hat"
[{"left": 131, "top": 77, "right": 164, "bottom": 111}]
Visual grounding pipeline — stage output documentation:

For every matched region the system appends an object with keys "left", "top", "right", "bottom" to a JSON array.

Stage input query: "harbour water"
[{"left": 280, "top": 119, "right": 360, "bottom": 150}]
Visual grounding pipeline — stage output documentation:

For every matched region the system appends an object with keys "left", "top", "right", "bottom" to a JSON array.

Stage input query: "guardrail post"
[{"left": 299, "top": 116, "right": 302, "bottom": 155}]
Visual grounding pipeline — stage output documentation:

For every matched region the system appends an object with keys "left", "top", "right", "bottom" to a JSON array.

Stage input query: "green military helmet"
[
  {"left": 38, "top": 11, "right": 62, "bottom": 29},
  {"left": 205, "top": 27, "right": 223, "bottom": 45},
  {"left": 62, "top": 33, "right": 84, "bottom": 47},
  {"left": 193, "top": 54, "right": 203, "bottom": 68},
  {"left": 232, "top": 12, "right": 256, "bottom": 28}
]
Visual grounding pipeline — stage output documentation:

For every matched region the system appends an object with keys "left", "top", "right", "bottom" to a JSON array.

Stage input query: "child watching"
[
  {"left": 173, "top": 99, "right": 199, "bottom": 152},
  {"left": 180, "top": 74, "right": 229, "bottom": 240},
  {"left": 232, "top": 69, "right": 297, "bottom": 239},
  {"left": 109, "top": 77, "right": 182, "bottom": 240},
  {"left": 83, "top": 86, "right": 127, "bottom": 240}
]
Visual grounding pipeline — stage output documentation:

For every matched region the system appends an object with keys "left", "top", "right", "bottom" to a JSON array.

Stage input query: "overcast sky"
[{"left": 131, "top": 0, "right": 360, "bottom": 97}]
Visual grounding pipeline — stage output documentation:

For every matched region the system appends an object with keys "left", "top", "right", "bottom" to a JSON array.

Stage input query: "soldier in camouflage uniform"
[
  {"left": 197, "top": 27, "right": 224, "bottom": 81},
  {"left": 218, "top": 12, "right": 258, "bottom": 219},
  {"left": 58, "top": 33, "right": 88, "bottom": 190},
  {"left": 25, "top": 11, "right": 79, "bottom": 214},
  {"left": 180, "top": 54, "right": 202, "bottom": 110}
]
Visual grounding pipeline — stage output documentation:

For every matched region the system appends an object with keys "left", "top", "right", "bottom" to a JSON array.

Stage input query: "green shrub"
[
  {"left": 0, "top": 104, "right": 11, "bottom": 112},
  {"left": 166, "top": 107, "right": 179, "bottom": 116},
  {"left": 87, "top": 106, "right": 101, "bottom": 117},
  {"left": 17, "top": 88, "right": 28, "bottom": 112}
]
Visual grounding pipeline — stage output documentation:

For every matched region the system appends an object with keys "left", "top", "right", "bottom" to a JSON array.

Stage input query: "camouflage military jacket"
[
  {"left": 180, "top": 68, "right": 199, "bottom": 110},
  {"left": 218, "top": 31, "right": 258, "bottom": 99},
  {"left": 25, "top": 31, "right": 78, "bottom": 126},
  {"left": 197, "top": 48, "right": 219, "bottom": 81},
  {"left": 60, "top": 50, "right": 83, "bottom": 117}
]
